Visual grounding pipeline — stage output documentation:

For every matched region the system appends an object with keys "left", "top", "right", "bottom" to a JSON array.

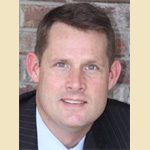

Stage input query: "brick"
[
  {"left": 118, "top": 60, "right": 130, "bottom": 84},
  {"left": 111, "top": 4, "right": 130, "bottom": 31},
  {"left": 19, "top": 30, "right": 36, "bottom": 52},
  {"left": 96, "top": 4, "right": 129, "bottom": 58},
  {"left": 22, "top": 5, "right": 51, "bottom": 28},
  {"left": 91, "top": 4, "right": 129, "bottom": 33},
  {"left": 90, "top": 3, "right": 130, "bottom": 57},
  {"left": 20, "top": 0, "right": 129, "bottom": 2},
  {"left": 20, "top": 0, "right": 66, "bottom": 2},
  {"left": 108, "top": 83, "right": 130, "bottom": 103},
  {"left": 21, "top": 3, "right": 129, "bottom": 30},
  {"left": 73, "top": 0, "right": 130, "bottom": 3},
  {"left": 95, "top": 4, "right": 130, "bottom": 33},
  {"left": 19, "top": 55, "right": 26, "bottom": 84},
  {"left": 115, "top": 37, "right": 126, "bottom": 56},
  {"left": 20, "top": 4, "right": 130, "bottom": 56},
  {"left": 115, "top": 32, "right": 129, "bottom": 57},
  {"left": 20, "top": 7, "right": 24, "bottom": 27}
]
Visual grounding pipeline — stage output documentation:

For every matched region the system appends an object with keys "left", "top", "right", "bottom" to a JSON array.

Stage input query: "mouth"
[{"left": 60, "top": 98, "right": 87, "bottom": 105}]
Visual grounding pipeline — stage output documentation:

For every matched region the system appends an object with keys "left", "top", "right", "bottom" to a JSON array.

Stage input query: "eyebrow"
[
  {"left": 49, "top": 57, "right": 107, "bottom": 67},
  {"left": 84, "top": 59, "right": 106, "bottom": 66},
  {"left": 50, "top": 58, "right": 68, "bottom": 63}
]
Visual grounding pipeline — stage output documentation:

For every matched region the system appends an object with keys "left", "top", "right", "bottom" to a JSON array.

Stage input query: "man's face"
[{"left": 35, "top": 22, "right": 115, "bottom": 130}]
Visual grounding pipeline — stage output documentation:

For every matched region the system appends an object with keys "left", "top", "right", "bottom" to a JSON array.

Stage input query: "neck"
[
  {"left": 54, "top": 126, "right": 91, "bottom": 148},
  {"left": 46, "top": 118, "right": 92, "bottom": 148},
  {"left": 55, "top": 129, "right": 86, "bottom": 148}
]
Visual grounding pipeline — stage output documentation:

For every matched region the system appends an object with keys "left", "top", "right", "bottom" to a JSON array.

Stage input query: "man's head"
[
  {"left": 26, "top": 3, "right": 121, "bottom": 142},
  {"left": 35, "top": 3, "right": 116, "bottom": 66}
]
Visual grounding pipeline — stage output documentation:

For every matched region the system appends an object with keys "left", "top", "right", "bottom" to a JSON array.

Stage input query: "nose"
[{"left": 65, "top": 69, "right": 86, "bottom": 92}]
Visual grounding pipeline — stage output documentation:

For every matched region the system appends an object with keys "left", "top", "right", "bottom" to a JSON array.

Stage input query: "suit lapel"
[
  {"left": 83, "top": 130, "right": 98, "bottom": 150},
  {"left": 83, "top": 123, "right": 105, "bottom": 150}
]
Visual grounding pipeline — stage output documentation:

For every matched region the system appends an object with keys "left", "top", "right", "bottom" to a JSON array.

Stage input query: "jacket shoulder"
[
  {"left": 20, "top": 90, "right": 36, "bottom": 107},
  {"left": 19, "top": 90, "right": 37, "bottom": 149},
  {"left": 91, "top": 99, "right": 130, "bottom": 149}
]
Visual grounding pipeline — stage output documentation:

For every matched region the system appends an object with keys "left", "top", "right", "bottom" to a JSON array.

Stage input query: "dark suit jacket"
[{"left": 20, "top": 90, "right": 130, "bottom": 150}]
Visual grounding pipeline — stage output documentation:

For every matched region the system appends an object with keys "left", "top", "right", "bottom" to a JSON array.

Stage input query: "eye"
[
  {"left": 84, "top": 64, "right": 99, "bottom": 72},
  {"left": 54, "top": 61, "right": 70, "bottom": 70},
  {"left": 56, "top": 62, "right": 66, "bottom": 68}
]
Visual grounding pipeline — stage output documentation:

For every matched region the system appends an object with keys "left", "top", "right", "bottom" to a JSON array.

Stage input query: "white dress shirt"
[{"left": 36, "top": 108, "right": 85, "bottom": 150}]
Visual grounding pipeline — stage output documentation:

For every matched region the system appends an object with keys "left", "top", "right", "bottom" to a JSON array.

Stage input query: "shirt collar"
[{"left": 36, "top": 108, "right": 85, "bottom": 150}]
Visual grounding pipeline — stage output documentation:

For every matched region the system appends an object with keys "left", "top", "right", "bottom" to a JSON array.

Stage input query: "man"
[{"left": 20, "top": 3, "right": 130, "bottom": 150}]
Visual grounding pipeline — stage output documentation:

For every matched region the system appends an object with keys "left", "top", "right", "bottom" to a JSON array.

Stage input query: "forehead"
[
  {"left": 48, "top": 22, "right": 107, "bottom": 44},
  {"left": 44, "top": 22, "right": 108, "bottom": 61}
]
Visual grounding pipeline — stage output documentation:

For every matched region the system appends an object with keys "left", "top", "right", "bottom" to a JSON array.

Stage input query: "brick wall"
[{"left": 19, "top": 0, "right": 130, "bottom": 103}]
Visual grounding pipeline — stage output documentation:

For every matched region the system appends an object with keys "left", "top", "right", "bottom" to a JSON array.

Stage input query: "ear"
[
  {"left": 25, "top": 52, "right": 40, "bottom": 83},
  {"left": 108, "top": 60, "right": 122, "bottom": 90}
]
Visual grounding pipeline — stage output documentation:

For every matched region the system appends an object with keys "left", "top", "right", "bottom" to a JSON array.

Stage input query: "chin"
[{"left": 62, "top": 116, "right": 93, "bottom": 129}]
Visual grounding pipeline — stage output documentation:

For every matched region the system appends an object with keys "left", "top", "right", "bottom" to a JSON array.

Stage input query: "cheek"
[
  {"left": 90, "top": 80, "right": 108, "bottom": 103},
  {"left": 37, "top": 72, "right": 65, "bottom": 110},
  {"left": 39, "top": 70, "right": 66, "bottom": 95},
  {"left": 87, "top": 76, "right": 109, "bottom": 108},
  {"left": 87, "top": 75, "right": 109, "bottom": 92},
  {"left": 91, "top": 79, "right": 108, "bottom": 103},
  {"left": 86, "top": 79, "right": 108, "bottom": 122}
]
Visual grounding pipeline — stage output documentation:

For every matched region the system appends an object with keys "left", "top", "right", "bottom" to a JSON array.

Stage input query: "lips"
[{"left": 61, "top": 98, "right": 87, "bottom": 105}]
